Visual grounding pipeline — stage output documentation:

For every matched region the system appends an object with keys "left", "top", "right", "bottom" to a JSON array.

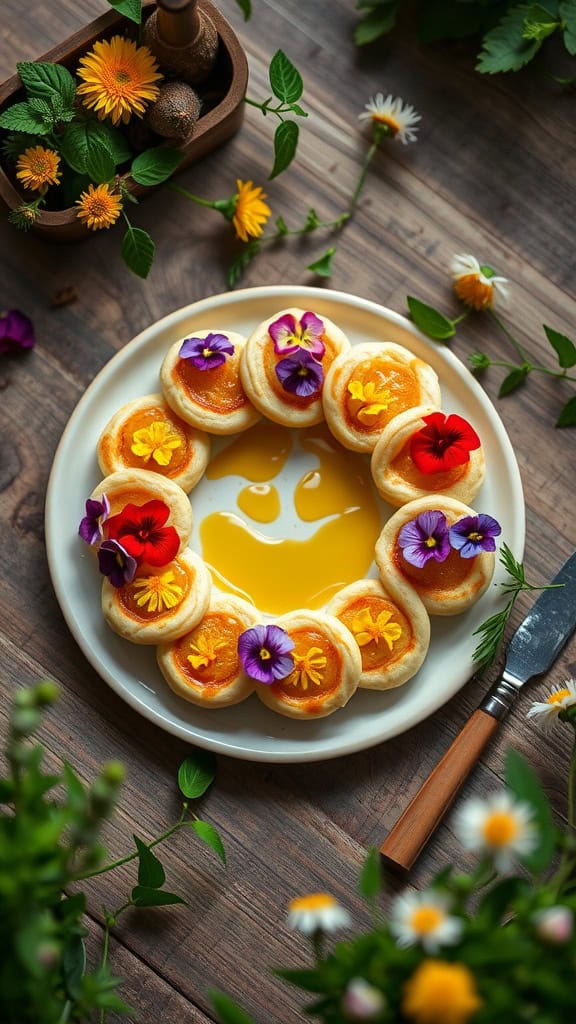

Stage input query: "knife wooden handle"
[{"left": 380, "top": 709, "right": 500, "bottom": 875}]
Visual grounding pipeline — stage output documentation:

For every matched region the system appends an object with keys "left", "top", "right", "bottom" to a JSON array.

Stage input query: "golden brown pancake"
[{"left": 90, "top": 468, "right": 193, "bottom": 556}]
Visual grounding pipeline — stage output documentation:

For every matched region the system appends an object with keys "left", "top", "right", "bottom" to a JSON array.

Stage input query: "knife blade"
[{"left": 380, "top": 550, "right": 576, "bottom": 875}]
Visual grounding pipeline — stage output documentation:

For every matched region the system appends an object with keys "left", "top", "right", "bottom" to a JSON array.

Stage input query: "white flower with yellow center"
[
  {"left": 389, "top": 890, "right": 462, "bottom": 954},
  {"left": 287, "top": 893, "right": 351, "bottom": 935},
  {"left": 527, "top": 677, "right": 576, "bottom": 732},
  {"left": 359, "top": 93, "right": 421, "bottom": 145},
  {"left": 451, "top": 253, "right": 509, "bottom": 310},
  {"left": 454, "top": 791, "right": 538, "bottom": 872}
]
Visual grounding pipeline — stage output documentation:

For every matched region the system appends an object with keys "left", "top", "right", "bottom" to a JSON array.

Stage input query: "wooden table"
[{"left": 1, "top": 2, "right": 575, "bottom": 1020}]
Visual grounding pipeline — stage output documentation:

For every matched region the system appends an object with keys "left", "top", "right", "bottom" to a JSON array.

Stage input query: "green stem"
[
  {"left": 350, "top": 139, "right": 379, "bottom": 209},
  {"left": 99, "top": 902, "right": 132, "bottom": 1024},
  {"left": 167, "top": 183, "right": 222, "bottom": 209},
  {"left": 568, "top": 733, "right": 576, "bottom": 834},
  {"left": 311, "top": 930, "right": 324, "bottom": 965},
  {"left": 261, "top": 213, "right": 349, "bottom": 244},
  {"left": 487, "top": 308, "right": 530, "bottom": 363},
  {"left": 482, "top": 358, "right": 576, "bottom": 382},
  {"left": 452, "top": 309, "right": 471, "bottom": 326},
  {"left": 73, "top": 819, "right": 188, "bottom": 882}
]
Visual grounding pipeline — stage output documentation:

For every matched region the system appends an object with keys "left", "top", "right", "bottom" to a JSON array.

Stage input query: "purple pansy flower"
[
  {"left": 449, "top": 513, "right": 502, "bottom": 559},
  {"left": 97, "top": 539, "right": 137, "bottom": 589},
  {"left": 275, "top": 350, "right": 325, "bottom": 398},
  {"left": 0, "top": 309, "right": 35, "bottom": 354},
  {"left": 268, "top": 311, "right": 325, "bottom": 360},
  {"left": 398, "top": 510, "right": 450, "bottom": 569},
  {"left": 179, "top": 333, "right": 235, "bottom": 370},
  {"left": 78, "top": 495, "right": 110, "bottom": 546},
  {"left": 238, "top": 624, "right": 295, "bottom": 685}
]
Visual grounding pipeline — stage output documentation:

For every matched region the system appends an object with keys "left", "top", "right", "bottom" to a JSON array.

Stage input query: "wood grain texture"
[{"left": 1, "top": 1, "right": 575, "bottom": 1021}]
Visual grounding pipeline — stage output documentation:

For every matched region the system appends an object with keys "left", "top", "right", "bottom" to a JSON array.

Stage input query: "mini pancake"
[
  {"left": 323, "top": 341, "right": 441, "bottom": 453},
  {"left": 326, "top": 578, "right": 430, "bottom": 690},
  {"left": 157, "top": 594, "right": 259, "bottom": 707},
  {"left": 90, "top": 467, "right": 193, "bottom": 556},
  {"left": 160, "top": 329, "right": 260, "bottom": 434},
  {"left": 102, "top": 548, "right": 211, "bottom": 645},
  {"left": 97, "top": 393, "right": 210, "bottom": 492},
  {"left": 375, "top": 495, "right": 496, "bottom": 616},
  {"left": 239, "top": 307, "right": 351, "bottom": 428},
  {"left": 255, "top": 610, "right": 361, "bottom": 719},
  {"left": 370, "top": 405, "right": 486, "bottom": 507}
]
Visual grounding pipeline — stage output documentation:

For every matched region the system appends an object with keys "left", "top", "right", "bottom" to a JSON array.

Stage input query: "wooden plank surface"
[{"left": 1, "top": 1, "right": 575, "bottom": 1020}]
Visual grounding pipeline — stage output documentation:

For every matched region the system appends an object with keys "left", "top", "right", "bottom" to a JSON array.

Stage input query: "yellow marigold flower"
[
  {"left": 77, "top": 35, "right": 162, "bottom": 126},
  {"left": 287, "top": 646, "right": 327, "bottom": 689},
  {"left": 402, "top": 960, "right": 482, "bottom": 1024},
  {"left": 451, "top": 253, "right": 509, "bottom": 310},
  {"left": 75, "top": 183, "right": 123, "bottom": 231},
  {"left": 131, "top": 421, "right": 182, "bottom": 467},
  {"left": 187, "top": 634, "right": 227, "bottom": 670},
  {"left": 348, "top": 379, "right": 393, "bottom": 423},
  {"left": 16, "top": 146, "right": 61, "bottom": 192},
  {"left": 131, "top": 570, "right": 184, "bottom": 613},
  {"left": 352, "top": 607, "right": 402, "bottom": 650},
  {"left": 232, "top": 179, "right": 271, "bottom": 242}
]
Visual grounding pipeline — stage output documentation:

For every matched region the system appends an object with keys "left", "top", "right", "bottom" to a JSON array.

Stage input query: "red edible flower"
[
  {"left": 409, "top": 412, "right": 481, "bottom": 474},
  {"left": 105, "top": 499, "right": 179, "bottom": 567}
]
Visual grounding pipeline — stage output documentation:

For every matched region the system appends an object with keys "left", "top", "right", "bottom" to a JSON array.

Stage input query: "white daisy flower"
[
  {"left": 342, "top": 977, "right": 386, "bottom": 1020},
  {"left": 286, "top": 893, "right": 351, "bottom": 935},
  {"left": 454, "top": 791, "right": 538, "bottom": 872},
  {"left": 450, "top": 253, "right": 509, "bottom": 310},
  {"left": 527, "top": 677, "right": 576, "bottom": 732},
  {"left": 359, "top": 92, "right": 421, "bottom": 144},
  {"left": 389, "top": 889, "right": 463, "bottom": 954}
]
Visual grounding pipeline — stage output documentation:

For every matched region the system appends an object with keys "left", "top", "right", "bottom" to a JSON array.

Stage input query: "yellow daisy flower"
[
  {"left": 76, "top": 35, "right": 162, "bottom": 126},
  {"left": 16, "top": 146, "right": 61, "bottom": 192},
  {"left": 451, "top": 253, "right": 509, "bottom": 310},
  {"left": 232, "top": 179, "right": 271, "bottom": 242},
  {"left": 402, "top": 960, "right": 482, "bottom": 1024},
  {"left": 131, "top": 421, "right": 182, "bottom": 467},
  {"left": 131, "top": 570, "right": 184, "bottom": 613},
  {"left": 352, "top": 607, "right": 402, "bottom": 650},
  {"left": 286, "top": 647, "right": 327, "bottom": 690},
  {"left": 75, "top": 183, "right": 123, "bottom": 231}
]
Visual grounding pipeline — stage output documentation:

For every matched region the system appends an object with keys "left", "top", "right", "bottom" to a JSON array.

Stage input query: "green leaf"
[
  {"left": 227, "top": 241, "right": 260, "bottom": 287},
  {"left": 274, "top": 215, "right": 289, "bottom": 235},
  {"left": 269, "top": 119, "right": 299, "bottom": 179},
  {"left": 63, "top": 761, "right": 84, "bottom": 803},
  {"left": 522, "top": 3, "right": 559, "bottom": 40},
  {"left": 62, "top": 936, "right": 86, "bottom": 998},
  {"left": 560, "top": 0, "right": 576, "bottom": 53},
  {"left": 17, "top": 61, "right": 76, "bottom": 107},
  {"left": 234, "top": 0, "right": 252, "bottom": 18},
  {"left": 130, "top": 146, "right": 183, "bottom": 186},
  {"left": 358, "top": 848, "right": 382, "bottom": 900},
  {"left": 498, "top": 366, "right": 528, "bottom": 396},
  {"left": 59, "top": 120, "right": 118, "bottom": 174},
  {"left": 28, "top": 96, "right": 53, "bottom": 122},
  {"left": 121, "top": 227, "right": 155, "bottom": 279},
  {"left": 85, "top": 139, "right": 116, "bottom": 184},
  {"left": 505, "top": 748, "right": 556, "bottom": 872},
  {"left": 191, "top": 819, "right": 226, "bottom": 863},
  {"left": 305, "top": 207, "right": 321, "bottom": 231},
  {"left": 106, "top": 0, "right": 142, "bottom": 24},
  {"left": 307, "top": 246, "right": 336, "bottom": 277},
  {"left": 289, "top": 103, "right": 308, "bottom": 118},
  {"left": 477, "top": 877, "right": 530, "bottom": 924},
  {"left": 477, "top": 6, "right": 542, "bottom": 73},
  {"left": 355, "top": 5, "right": 397, "bottom": 45},
  {"left": 543, "top": 324, "right": 576, "bottom": 367},
  {"left": 211, "top": 990, "right": 257, "bottom": 1024},
  {"left": 406, "top": 295, "right": 456, "bottom": 340},
  {"left": 269, "top": 50, "right": 303, "bottom": 104},
  {"left": 134, "top": 835, "right": 166, "bottom": 888},
  {"left": 131, "top": 886, "right": 186, "bottom": 907},
  {"left": 178, "top": 750, "right": 216, "bottom": 798},
  {"left": 556, "top": 393, "right": 576, "bottom": 427},
  {"left": 0, "top": 101, "right": 51, "bottom": 135}
]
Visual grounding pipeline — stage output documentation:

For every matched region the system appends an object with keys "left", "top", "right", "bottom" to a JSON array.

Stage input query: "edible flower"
[
  {"left": 402, "top": 960, "right": 482, "bottom": 1024},
  {"left": 130, "top": 569, "right": 184, "bottom": 612},
  {"left": 286, "top": 893, "right": 351, "bottom": 935},
  {"left": 359, "top": 92, "right": 421, "bottom": 145},
  {"left": 105, "top": 499, "right": 179, "bottom": 567},
  {"left": 342, "top": 978, "right": 386, "bottom": 1021},
  {"left": 347, "top": 379, "right": 393, "bottom": 424},
  {"left": 533, "top": 906, "right": 574, "bottom": 944},
  {"left": 76, "top": 35, "right": 162, "bottom": 126},
  {"left": 97, "top": 539, "right": 137, "bottom": 589},
  {"left": 75, "top": 183, "right": 123, "bottom": 231},
  {"left": 187, "top": 634, "right": 228, "bottom": 670},
  {"left": 78, "top": 494, "right": 110, "bottom": 546},
  {"left": 16, "top": 145, "right": 61, "bottom": 192},
  {"left": 352, "top": 607, "right": 402, "bottom": 650},
  {"left": 287, "top": 646, "right": 327, "bottom": 689},
  {"left": 237, "top": 624, "right": 294, "bottom": 685},
  {"left": 275, "top": 350, "right": 324, "bottom": 397},
  {"left": 0, "top": 309, "right": 35, "bottom": 354},
  {"left": 449, "top": 514, "right": 501, "bottom": 558},
  {"left": 268, "top": 311, "right": 325, "bottom": 359},
  {"left": 232, "top": 179, "right": 271, "bottom": 242},
  {"left": 390, "top": 890, "right": 463, "bottom": 954},
  {"left": 527, "top": 677, "right": 576, "bottom": 732},
  {"left": 410, "top": 412, "right": 481, "bottom": 474},
  {"left": 398, "top": 510, "right": 450, "bottom": 568},
  {"left": 451, "top": 253, "right": 509, "bottom": 310},
  {"left": 454, "top": 790, "right": 537, "bottom": 873},
  {"left": 131, "top": 421, "right": 182, "bottom": 466},
  {"left": 179, "top": 333, "right": 235, "bottom": 370}
]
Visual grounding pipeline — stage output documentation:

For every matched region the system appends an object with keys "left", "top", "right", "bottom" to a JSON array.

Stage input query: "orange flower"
[
  {"left": 77, "top": 35, "right": 162, "bottom": 126},
  {"left": 16, "top": 146, "right": 61, "bottom": 192},
  {"left": 75, "top": 183, "right": 123, "bottom": 231},
  {"left": 232, "top": 179, "right": 271, "bottom": 242},
  {"left": 402, "top": 960, "right": 482, "bottom": 1024}
]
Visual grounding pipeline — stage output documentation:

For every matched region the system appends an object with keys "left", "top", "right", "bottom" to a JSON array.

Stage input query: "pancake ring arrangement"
[{"left": 77, "top": 307, "right": 502, "bottom": 721}]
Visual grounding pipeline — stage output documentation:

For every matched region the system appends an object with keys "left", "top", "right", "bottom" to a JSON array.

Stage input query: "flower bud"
[
  {"left": 534, "top": 906, "right": 573, "bottom": 944},
  {"left": 342, "top": 978, "right": 385, "bottom": 1020},
  {"left": 102, "top": 760, "right": 126, "bottom": 786}
]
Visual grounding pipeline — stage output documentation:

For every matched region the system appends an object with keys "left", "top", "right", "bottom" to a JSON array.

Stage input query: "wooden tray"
[{"left": 0, "top": 0, "right": 248, "bottom": 241}]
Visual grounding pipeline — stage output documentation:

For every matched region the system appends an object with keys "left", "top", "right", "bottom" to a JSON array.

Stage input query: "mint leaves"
[{"left": 246, "top": 49, "right": 308, "bottom": 178}]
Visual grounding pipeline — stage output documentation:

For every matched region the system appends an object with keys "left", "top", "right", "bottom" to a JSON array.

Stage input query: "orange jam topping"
[
  {"left": 344, "top": 358, "right": 421, "bottom": 432},
  {"left": 113, "top": 406, "right": 190, "bottom": 476},
  {"left": 391, "top": 441, "right": 466, "bottom": 490},
  {"left": 395, "top": 542, "right": 472, "bottom": 593},
  {"left": 338, "top": 595, "right": 412, "bottom": 670},
  {"left": 264, "top": 333, "right": 339, "bottom": 407},
  {"left": 271, "top": 628, "right": 341, "bottom": 704},
  {"left": 174, "top": 352, "right": 248, "bottom": 412},
  {"left": 173, "top": 613, "right": 245, "bottom": 689},
  {"left": 117, "top": 559, "right": 190, "bottom": 621},
  {"left": 105, "top": 488, "right": 157, "bottom": 518}
]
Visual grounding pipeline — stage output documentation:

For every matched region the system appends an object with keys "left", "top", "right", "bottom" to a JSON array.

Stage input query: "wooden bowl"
[{"left": 0, "top": 0, "right": 248, "bottom": 241}]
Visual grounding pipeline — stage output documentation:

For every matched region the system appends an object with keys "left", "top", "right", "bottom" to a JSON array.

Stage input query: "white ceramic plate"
[{"left": 45, "top": 286, "right": 525, "bottom": 762}]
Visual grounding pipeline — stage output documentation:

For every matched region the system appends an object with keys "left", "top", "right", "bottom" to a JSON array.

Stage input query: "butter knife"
[{"left": 380, "top": 550, "right": 576, "bottom": 875}]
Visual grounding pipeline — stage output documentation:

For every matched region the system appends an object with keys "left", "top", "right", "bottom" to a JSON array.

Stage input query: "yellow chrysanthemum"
[
  {"left": 16, "top": 146, "right": 61, "bottom": 192},
  {"left": 286, "top": 647, "right": 327, "bottom": 690},
  {"left": 131, "top": 421, "right": 182, "bottom": 467},
  {"left": 187, "top": 634, "right": 227, "bottom": 670},
  {"left": 131, "top": 570, "right": 184, "bottom": 613},
  {"left": 352, "top": 607, "right": 402, "bottom": 650},
  {"left": 76, "top": 35, "right": 162, "bottom": 126},
  {"left": 348, "top": 379, "right": 393, "bottom": 423},
  {"left": 75, "top": 183, "right": 123, "bottom": 231},
  {"left": 402, "top": 960, "right": 482, "bottom": 1024},
  {"left": 232, "top": 179, "right": 271, "bottom": 242}
]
